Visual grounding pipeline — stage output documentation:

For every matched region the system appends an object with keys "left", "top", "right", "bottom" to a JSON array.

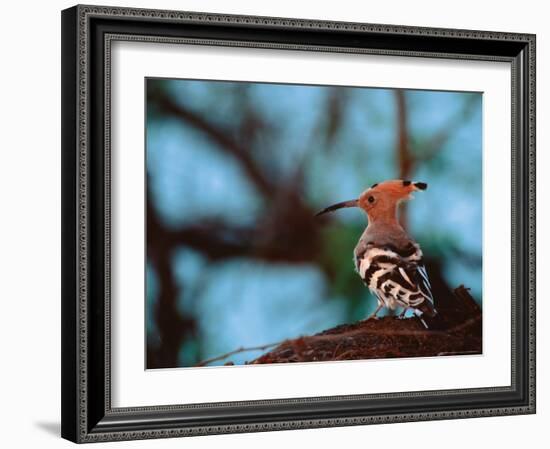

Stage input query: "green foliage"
[{"left": 319, "top": 224, "right": 374, "bottom": 320}]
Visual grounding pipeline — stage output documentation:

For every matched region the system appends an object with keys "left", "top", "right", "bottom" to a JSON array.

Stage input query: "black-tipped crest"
[
  {"left": 315, "top": 199, "right": 358, "bottom": 217},
  {"left": 414, "top": 182, "right": 428, "bottom": 190}
]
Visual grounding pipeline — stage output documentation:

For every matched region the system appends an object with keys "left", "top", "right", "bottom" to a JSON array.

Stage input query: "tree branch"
[
  {"left": 395, "top": 90, "right": 412, "bottom": 230},
  {"left": 195, "top": 341, "right": 283, "bottom": 367},
  {"left": 151, "top": 90, "right": 274, "bottom": 196},
  {"left": 146, "top": 184, "right": 197, "bottom": 369},
  {"left": 395, "top": 90, "right": 413, "bottom": 180}
]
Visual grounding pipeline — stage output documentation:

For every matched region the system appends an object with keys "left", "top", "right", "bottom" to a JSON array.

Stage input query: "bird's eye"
[{"left": 368, "top": 196, "right": 375, "bottom": 203}]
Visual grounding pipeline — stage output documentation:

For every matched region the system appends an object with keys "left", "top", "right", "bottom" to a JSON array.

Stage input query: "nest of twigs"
[{"left": 251, "top": 286, "right": 481, "bottom": 364}]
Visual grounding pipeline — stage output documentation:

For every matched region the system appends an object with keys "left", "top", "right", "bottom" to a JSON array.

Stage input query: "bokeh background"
[{"left": 145, "top": 78, "right": 482, "bottom": 369}]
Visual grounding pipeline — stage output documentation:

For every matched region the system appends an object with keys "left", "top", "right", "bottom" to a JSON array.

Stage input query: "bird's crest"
[{"left": 315, "top": 179, "right": 428, "bottom": 218}]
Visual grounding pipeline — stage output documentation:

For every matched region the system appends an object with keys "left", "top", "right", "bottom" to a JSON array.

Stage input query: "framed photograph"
[{"left": 61, "top": 4, "right": 536, "bottom": 443}]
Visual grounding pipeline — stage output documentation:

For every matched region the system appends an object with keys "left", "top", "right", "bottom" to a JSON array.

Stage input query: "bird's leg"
[
  {"left": 397, "top": 307, "right": 410, "bottom": 319},
  {"left": 364, "top": 303, "right": 383, "bottom": 321},
  {"left": 413, "top": 308, "right": 429, "bottom": 329}
]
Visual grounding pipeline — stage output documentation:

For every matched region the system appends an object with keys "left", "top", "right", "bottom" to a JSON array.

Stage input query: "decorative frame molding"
[{"left": 61, "top": 4, "right": 536, "bottom": 443}]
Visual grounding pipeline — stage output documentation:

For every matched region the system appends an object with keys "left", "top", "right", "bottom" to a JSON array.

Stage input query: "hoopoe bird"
[{"left": 316, "top": 179, "right": 436, "bottom": 328}]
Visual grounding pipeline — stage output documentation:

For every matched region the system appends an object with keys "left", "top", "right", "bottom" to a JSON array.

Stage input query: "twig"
[
  {"left": 195, "top": 341, "right": 284, "bottom": 367},
  {"left": 331, "top": 341, "right": 344, "bottom": 359}
]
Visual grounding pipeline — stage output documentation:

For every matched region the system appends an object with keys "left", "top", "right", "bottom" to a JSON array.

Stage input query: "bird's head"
[{"left": 315, "top": 179, "right": 427, "bottom": 221}]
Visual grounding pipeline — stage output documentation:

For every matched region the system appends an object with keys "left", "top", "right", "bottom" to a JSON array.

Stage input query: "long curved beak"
[{"left": 315, "top": 199, "right": 358, "bottom": 217}]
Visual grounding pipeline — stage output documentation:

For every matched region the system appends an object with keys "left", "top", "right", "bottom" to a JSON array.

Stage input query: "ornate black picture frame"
[{"left": 61, "top": 4, "right": 536, "bottom": 443}]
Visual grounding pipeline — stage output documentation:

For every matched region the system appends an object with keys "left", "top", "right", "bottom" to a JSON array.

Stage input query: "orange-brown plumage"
[{"left": 357, "top": 179, "right": 427, "bottom": 224}]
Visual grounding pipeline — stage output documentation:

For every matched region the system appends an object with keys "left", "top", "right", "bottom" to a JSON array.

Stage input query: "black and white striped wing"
[
  {"left": 414, "top": 261, "right": 434, "bottom": 305},
  {"left": 401, "top": 243, "right": 435, "bottom": 308},
  {"left": 355, "top": 243, "right": 434, "bottom": 310}
]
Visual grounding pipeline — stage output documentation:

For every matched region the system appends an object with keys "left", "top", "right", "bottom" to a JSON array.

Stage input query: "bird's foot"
[
  {"left": 360, "top": 314, "right": 380, "bottom": 322},
  {"left": 396, "top": 308, "right": 412, "bottom": 320},
  {"left": 361, "top": 304, "right": 384, "bottom": 322}
]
